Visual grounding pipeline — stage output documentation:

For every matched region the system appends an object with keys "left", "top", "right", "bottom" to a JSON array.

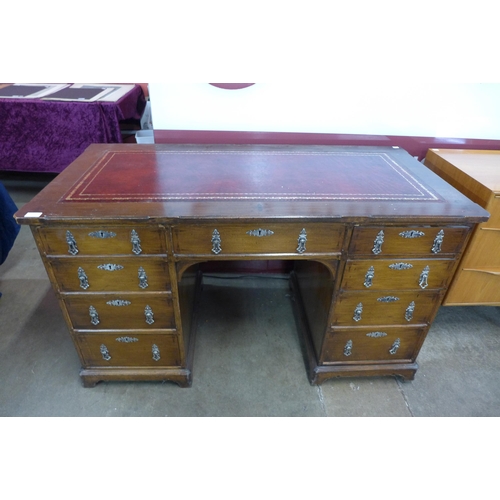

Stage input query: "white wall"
[{"left": 148, "top": 83, "right": 500, "bottom": 140}]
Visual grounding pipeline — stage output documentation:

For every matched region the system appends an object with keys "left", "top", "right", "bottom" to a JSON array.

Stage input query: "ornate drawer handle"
[
  {"left": 106, "top": 299, "right": 131, "bottom": 306},
  {"left": 296, "top": 228, "right": 307, "bottom": 254},
  {"left": 212, "top": 229, "right": 222, "bottom": 254},
  {"left": 116, "top": 337, "right": 138, "bottom": 343},
  {"left": 247, "top": 228, "right": 274, "bottom": 237},
  {"left": 130, "top": 229, "right": 142, "bottom": 255},
  {"left": 343, "top": 340, "right": 353, "bottom": 357},
  {"left": 431, "top": 229, "right": 444, "bottom": 254},
  {"left": 353, "top": 303, "right": 363, "bottom": 322},
  {"left": 419, "top": 265, "right": 430, "bottom": 289},
  {"left": 138, "top": 267, "right": 148, "bottom": 289},
  {"left": 399, "top": 230, "right": 425, "bottom": 238},
  {"left": 78, "top": 267, "right": 89, "bottom": 290},
  {"left": 372, "top": 230, "right": 384, "bottom": 254},
  {"left": 389, "top": 262, "right": 413, "bottom": 270},
  {"left": 89, "top": 305, "right": 100, "bottom": 325},
  {"left": 66, "top": 230, "right": 78, "bottom": 255},
  {"left": 405, "top": 301, "right": 415, "bottom": 322},
  {"left": 377, "top": 296, "right": 399, "bottom": 302},
  {"left": 144, "top": 305, "right": 155, "bottom": 325},
  {"left": 89, "top": 230, "right": 116, "bottom": 239},
  {"left": 97, "top": 263, "right": 124, "bottom": 271},
  {"left": 389, "top": 338, "right": 401, "bottom": 355},
  {"left": 152, "top": 344, "right": 161, "bottom": 361},
  {"left": 364, "top": 266, "right": 375, "bottom": 288},
  {"left": 100, "top": 344, "right": 111, "bottom": 361},
  {"left": 366, "top": 331, "right": 387, "bottom": 338}
]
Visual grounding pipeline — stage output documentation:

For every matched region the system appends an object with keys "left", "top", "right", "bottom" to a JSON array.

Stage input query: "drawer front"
[
  {"left": 172, "top": 222, "right": 345, "bottom": 256},
  {"left": 349, "top": 226, "right": 469, "bottom": 256},
  {"left": 78, "top": 333, "right": 182, "bottom": 367},
  {"left": 321, "top": 326, "right": 425, "bottom": 363},
  {"left": 63, "top": 293, "right": 175, "bottom": 330},
  {"left": 49, "top": 258, "right": 171, "bottom": 292},
  {"left": 460, "top": 227, "right": 500, "bottom": 268},
  {"left": 38, "top": 226, "right": 167, "bottom": 256},
  {"left": 341, "top": 258, "right": 456, "bottom": 291},
  {"left": 332, "top": 290, "right": 441, "bottom": 327},
  {"left": 445, "top": 268, "right": 500, "bottom": 305}
]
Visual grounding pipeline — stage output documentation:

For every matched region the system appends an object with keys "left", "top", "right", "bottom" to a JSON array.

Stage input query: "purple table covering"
[{"left": 0, "top": 84, "right": 146, "bottom": 173}]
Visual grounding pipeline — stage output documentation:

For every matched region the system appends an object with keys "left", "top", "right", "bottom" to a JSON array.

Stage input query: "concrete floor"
[{"left": 1, "top": 173, "right": 500, "bottom": 417}]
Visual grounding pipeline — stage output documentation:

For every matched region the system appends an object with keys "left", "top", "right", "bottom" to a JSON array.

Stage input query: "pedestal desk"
[{"left": 15, "top": 144, "right": 489, "bottom": 387}]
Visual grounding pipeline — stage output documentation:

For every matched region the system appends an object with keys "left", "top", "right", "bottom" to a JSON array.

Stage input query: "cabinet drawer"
[
  {"left": 49, "top": 257, "right": 171, "bottom": 292},
  {"left": 321, "top": 326, "right": 426, "bottom": 363},
  {"left": 341, "top": 258, "right": 456, "bottom": 291},
  {"left": 78, "top": 333, "right": 182, "bottom": 367},
  {"left": 349, "top": 226, "right": 469, "bottom": 256},
  {"left": 63, "top": 293, "right": 175, "bottom": 330},
  {"left": 445, "top": 267, "right": 500, "bottom": 305},
  {"left": 172, "top": 222, "right": 345, "bottom": 256},
  {"left": 460, "top": 227, "right": 500, "bottom": 268},
  {"left": 332, "top": 290, "right": 441, "bottom": 327},
  {"left": 38, "top": 225, "right": 167, "bottom": 256}
]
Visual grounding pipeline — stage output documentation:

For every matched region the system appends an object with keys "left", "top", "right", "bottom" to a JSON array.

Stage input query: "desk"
[
  {"left": 15, "top": 144, "right": 489, "bottom": 387},
  {"left": 0, "top": 85, "right": 146, "bottom": 173}
]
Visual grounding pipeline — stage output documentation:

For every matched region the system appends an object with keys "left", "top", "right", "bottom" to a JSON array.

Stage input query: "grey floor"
[{"left": 1, "top": 173, "right": 500, "bottom": 417}]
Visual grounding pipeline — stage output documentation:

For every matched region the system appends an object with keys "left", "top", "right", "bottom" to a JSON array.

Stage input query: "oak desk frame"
[{"left": 15, "top": 144, "right": 489, "bottom": 387}]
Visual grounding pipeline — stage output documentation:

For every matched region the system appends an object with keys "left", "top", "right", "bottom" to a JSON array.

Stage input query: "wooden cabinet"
[
  {"left": 424, "top": 149, "right": 500, "bottom": 305},
  {"left": 15, "top": 144, "right": 488, "bottom": 386}
]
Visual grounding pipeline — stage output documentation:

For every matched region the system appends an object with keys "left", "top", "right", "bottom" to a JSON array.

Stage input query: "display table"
[
  {"left": 424, "top": 149, "right": 500, "bottom": 305},
  {"left": 15, "top": 144, "right": 489, "bottom": 387},
  {"left": 0, "top": 85, "right": 146, "bottom": 173}
]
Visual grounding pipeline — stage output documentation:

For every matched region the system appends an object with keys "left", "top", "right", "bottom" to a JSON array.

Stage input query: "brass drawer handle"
[
  {"left": 138, "top": 267, "right": 148, "bottom": 289},
  {"left": 152, "top": 344, "right": 161, "bottom": 362},
  {"left": 364, "top": 266, "right": 375, "bottom": 288},
  {"left": 212, "top": 229, "right": 222, "bottom": 254},
  {"left": 343, "top": 340, "right": 353, "bottom": 357},
  {"left": 389, "top": 338, "right": 401, "bottom": 355},
  {"left": 145, "top": 305, "right": 155, "bottom": 325},
  {"left": 419, "top": 266, "right": 430, "bottom": 289},
  {"left": 431, "top": 229, "right": 444, "bottom": 254},
  {"left": 130, "top": 229, "right": 142, "bottom": 255},
  {"left": 78, "top": 267, "right": 89, "bottom": 290},
  {"left": 405, "top": 301, "right": 415, "bottom": 322},
  {"left": 89, "top": 305, "right": 100, "bottom": 325},
  {"left": 353, "top": 303, "right": 363, "bottom": 322},
  {"left": 66, "top": 230, "right": 78, "bottom": 255},
  {"left": 296, "top": 228, "right": 307, "bottom": 254},
  {"left": 100, "top": 344, "right": 111, "bottom": 361},
  {"left": 372, "top": 230, "right": 384, "bottom": 254}
]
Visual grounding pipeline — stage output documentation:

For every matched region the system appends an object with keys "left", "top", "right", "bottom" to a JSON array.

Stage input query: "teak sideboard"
[
  {"left": 424, "top": 149, "right": 500, "bottom": 306},
  {"left": 15, "top": 144, "right": 489, "bottom": 387}
]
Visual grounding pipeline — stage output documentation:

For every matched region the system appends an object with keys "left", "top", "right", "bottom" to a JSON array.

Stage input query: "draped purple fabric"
[{"left": 0, "top": 85, "right": 146, "bottom": 173}]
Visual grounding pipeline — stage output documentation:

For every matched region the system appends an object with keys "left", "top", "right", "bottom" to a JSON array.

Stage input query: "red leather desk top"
[
  {"left": 15, "top": 144, "right": 489, "bottom": 223},
  {"left": 63, "top": 149, "right": 439, "bottom": 202}
]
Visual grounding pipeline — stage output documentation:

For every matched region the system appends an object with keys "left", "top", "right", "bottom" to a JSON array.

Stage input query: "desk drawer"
[
  {"left": 321, "top": 326, "right": 425, "bottom": 363},
  {"left": 341, "top": 258, "right": 456, "bottom": 291},
  {"left": 49, "top": 257, "right": 171, "bottom": 292},
  {"left": 63, "top": 293, "right": 175, "bottom": 330},
  {"left": 78, "top": 333, "right": 181, "bottom": 367},
  {"left": 38, "top": 225, "right": 167, "bottom": 256},
  {"left": 172, "top": 222, "right": 345, "bottom": 256},
  {"left": 332, "top": 290, "right": 441, "bottom": 327},
  {"left": 349, "top": 226, "right": 469, "bottom": 256}
]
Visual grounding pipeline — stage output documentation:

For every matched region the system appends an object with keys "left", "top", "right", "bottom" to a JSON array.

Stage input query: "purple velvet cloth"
[{"left": 0, "top": 85, "right": 146, "bottom": 173}]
